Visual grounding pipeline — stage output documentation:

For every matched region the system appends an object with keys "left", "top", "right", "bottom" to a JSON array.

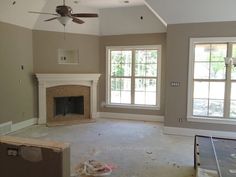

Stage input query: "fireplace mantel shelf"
[
  {"left": 36, "top": 73, "right": 101, "bottom": 124},
  {"left": 37, "top": 73, "right": 101, "bottom": 82}
]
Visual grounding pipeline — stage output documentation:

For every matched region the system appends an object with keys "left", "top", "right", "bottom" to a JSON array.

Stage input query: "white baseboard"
[
  {"left": 11, "top": 118, "right": 37, "bottom": 133},
  {"left": 163, "top": 126, "right": 236, "bottom": 138},
  {"left": 98, "top": 112, "right": 164, "bottom": 122}
]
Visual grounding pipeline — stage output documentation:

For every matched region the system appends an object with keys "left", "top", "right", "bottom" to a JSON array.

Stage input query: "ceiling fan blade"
[
  {"left": 71, "top": 13, "right": 98, "bottom": 18},
  {"left": 72, "top": 17, "right": 84, "bottom": 24},
  {"left": 44, "top": 17, "right": 58, "bottom": 22},
  {"left": 28, "top": 11, "right": 58, "bottom": 16}
]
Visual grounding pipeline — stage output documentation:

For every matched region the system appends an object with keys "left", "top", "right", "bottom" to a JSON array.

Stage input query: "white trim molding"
[
  {"left": 188, "top": 117, "right": 236, "bottom": 125},
  {"left": 0, "top": 118, "right": 37, "bottom": 135},
  {"left": 106, "top": 45, "right": 162, "bottom": 109},
  {"left": 36, "top": 73, "right": 101, "bottom": 124},
  {"left": 12, "top": 118, "right": 37, "bottom": 132},
  {"left": 163, "top": 126, "right": 236, "bottom": 138},
  {"left": 98, "top": 112, "right": 164, "bottom": 122},
  {"left": 187, "top": 37, "right": 236, "bottom": 123}
]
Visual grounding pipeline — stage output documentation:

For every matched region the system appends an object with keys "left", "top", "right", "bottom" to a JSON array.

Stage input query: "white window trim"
[
  {"left": 105, "top": 45, "right": 162, "bottom": 110},
  {"left": 187, "top": 37, "right": 236, "bottom": 124}
]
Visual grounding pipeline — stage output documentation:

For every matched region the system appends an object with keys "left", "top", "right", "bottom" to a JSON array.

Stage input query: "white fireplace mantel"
[{"left": 36, "top": 73, "right": 101, "bottom": 124}]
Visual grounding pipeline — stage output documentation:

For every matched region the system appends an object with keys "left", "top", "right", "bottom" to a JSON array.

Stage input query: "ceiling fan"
[{"left": 29, "top": 0, "right": 98, "bottom": 26}]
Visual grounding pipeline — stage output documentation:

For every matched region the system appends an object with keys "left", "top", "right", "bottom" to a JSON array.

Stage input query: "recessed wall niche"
[{"left": 58, "top": 49, "right": 79, "bottom": 64}]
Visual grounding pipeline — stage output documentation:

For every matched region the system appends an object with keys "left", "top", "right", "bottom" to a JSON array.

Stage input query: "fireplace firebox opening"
[{"left": 54, "top": 96, "right": 84, "bottom": 117}]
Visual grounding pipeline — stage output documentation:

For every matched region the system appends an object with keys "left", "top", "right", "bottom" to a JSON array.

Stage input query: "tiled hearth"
[{"left": 36, "top": 74, "right": 101, "bottom": 125}]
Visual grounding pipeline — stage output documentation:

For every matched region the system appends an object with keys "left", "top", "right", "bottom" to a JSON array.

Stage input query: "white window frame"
[
  {"left": 105, "top": 45, "right": 162, "bottom": 110},
  {"left": 187, "top": 37, "right": 236, "bottom": 125}
]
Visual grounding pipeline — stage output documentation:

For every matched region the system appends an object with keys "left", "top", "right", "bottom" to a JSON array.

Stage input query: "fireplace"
[
  {"left": 36, "top": 74, "right": 101, "bottom": 125},
  {"left": 46, "top": 85, "right": 91, "bottom": 125}
]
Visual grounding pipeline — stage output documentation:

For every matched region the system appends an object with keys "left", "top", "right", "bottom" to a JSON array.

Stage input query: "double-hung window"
[
  {"left": 106, "top": 45, "right": 161, "bottom": 109},
  {"left": 188, "top": 37, "right": 236, "bottom": 123}
]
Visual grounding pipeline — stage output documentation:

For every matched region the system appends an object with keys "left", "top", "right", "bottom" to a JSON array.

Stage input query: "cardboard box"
[{"left": 0, "top": 136, "right": 70, "bottom": 177}]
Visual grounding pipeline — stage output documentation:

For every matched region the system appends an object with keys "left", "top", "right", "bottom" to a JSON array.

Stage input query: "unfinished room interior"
[{"left": 1, "top": 0, "right": 236, "bottom": 176}]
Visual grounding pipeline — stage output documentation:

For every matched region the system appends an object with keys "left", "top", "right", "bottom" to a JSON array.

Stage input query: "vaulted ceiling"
[
  {"left": 146, "top": 0, "right": 236, "bottom": 24},
  {"left": 1, "top": 0, "right": 236, "bottom": 35}
]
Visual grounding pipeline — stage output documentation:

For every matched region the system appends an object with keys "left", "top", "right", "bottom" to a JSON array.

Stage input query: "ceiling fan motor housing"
[{"left": 56, "top": 5, "right": 72, "bottom": 16}]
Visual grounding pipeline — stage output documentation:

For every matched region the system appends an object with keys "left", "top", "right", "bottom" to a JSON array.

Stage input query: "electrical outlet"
[
  {"left": 7, "top": 148, "right": 18, "bottom": 156},
  {"left": 171, "top": 82, "right": 180, "bottom": 87}
]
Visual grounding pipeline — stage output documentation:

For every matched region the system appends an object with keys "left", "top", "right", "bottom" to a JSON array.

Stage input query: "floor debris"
[
  {"left": 229, "top": 169, "right": 236, "bottom": 174},
  {"left": 75, "top": 160, "right": 112, "bottom": 176},
  {"left": 231, "top": 153, "right": 236, "bottom": 159},
  {"left": 146, "top": 151, "right": 152, "bottom": 154}
]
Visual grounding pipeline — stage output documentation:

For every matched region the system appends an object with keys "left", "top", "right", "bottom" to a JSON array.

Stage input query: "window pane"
[
  {"left": 195, "top": 44, "right": 210, "bottom": 61},
  {"left": 194, "top": 81, "right": 209, "bottom": 99},
  {"left": 111, "top": 50, "right": 132, "bottom": 77},
  {"left": 230, "top": 101, "right": 236, "bottom": 118},
  {"left": 135, "top": 49, "right": 158, "bottom": 77},
  {"left": 135, "top": 63, "right": 157, "bottom": 77},
  {"left": 232, "top": 44, "right": 236, "bottom": 58},
  {"left": 209, "top": 99, "right": 224, "bottom": 117},
  {"left": 111, "top": 91, "right": 120, "bottom": 103},
  {"left": 136, "top": 50, "right": 146, "bottom": 63},
  {"left": 146, "top": 64, "right": 157, "bottom": 77},
  {"left": 193, "top": 99, "right": 208, "bottom": 116},
  {"left": 120, "top": 91, "right": 131, "bottom": 104},
  {"left": 135, "top": 50, "right": 158, "bottom": 64},
  {"left": 194, "top": 62, "right": 210, "bottom": 79},
  {"left": 111, "top": 63, "right": 131, "bottom": 76},
  {"left": 230, "top": 83, "right": 236, "bottom": 118},
  {"left": 146, "top": 92, "right": 156, "bottom": 105},
  {"left": 135, "top": 91, "right": 156, "bottom": 105},
  {"left": 111, "top": 78, "right": 120, "bottom": 91},
  {"left": 135, "top": 64, "right": 146, "bottom": 76},
  {"left": 210, "top": 62, "right": 225, "bottom": 79},
  {"left": 111, "top": 78, "right": 131, "bottom": 104},
  {"left": 231, "top": 83, "right": 236, "bottom": 100},
  {"left": 232, "top": 67, "right": 236, "bottom": 80},
  {"left": 135, "top": 92, "right": 145, "bottom": 104},
  {"left": 121, "top": 78, "right": 131, "bottom": 91},
  {"left": 111, "top": 50, "right": 132, "bottom": 64},
  {"left": 146, "top": 79, "right": 156, "bottom": 92},
  {"left": 146, "top": 50, "right": 158, "bottom": 63},
  {"left": 209, "top": 82, "right": 225, "bottom": 99},
  {"left": 210, "top": 44, "right": 227, "bottom": 61},
  {"left": 135, "top": 78, "right": 145, "bottom": 91},
  {"left": 135, "top": 79, "right": 156, "bottom": 92}
]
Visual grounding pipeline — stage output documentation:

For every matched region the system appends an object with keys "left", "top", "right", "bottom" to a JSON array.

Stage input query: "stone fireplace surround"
[{"left": 36, "top": 74, "right": 101, "bottom": 125}]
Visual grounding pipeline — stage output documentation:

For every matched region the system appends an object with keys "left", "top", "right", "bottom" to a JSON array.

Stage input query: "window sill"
[
  {"left": 187, "top": 116, "right": 236, "bottom": 125},
  {"left": 104, "top": 103, "right": 160, "bottom": 110}
]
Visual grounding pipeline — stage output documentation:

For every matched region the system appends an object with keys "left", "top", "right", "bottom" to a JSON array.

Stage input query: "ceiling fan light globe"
[{"left": 57, "top": 16, "right": 71, "bottom": 26}]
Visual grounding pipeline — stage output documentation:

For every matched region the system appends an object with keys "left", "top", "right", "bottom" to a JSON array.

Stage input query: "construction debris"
[
  {"left": 75, "top": 160, "right": 112, "bottom": 176},
  {"left": 146, "top": 151, "right": 152, "bottom": 155}
]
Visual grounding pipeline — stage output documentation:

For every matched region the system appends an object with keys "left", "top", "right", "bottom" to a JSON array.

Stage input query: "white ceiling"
[
  {"left": 1, "top": 0, "right": 236, "bottom": 35},
  {"left": 74, "top": 0, "right": 145, "bottom": 9},
  {"left": 145, "top": 0, "right": 236, "bottom": 24}
]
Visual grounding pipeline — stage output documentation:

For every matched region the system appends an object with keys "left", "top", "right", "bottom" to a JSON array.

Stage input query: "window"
[
  {"left": 106, "top": 45, "right": 161, "bottom": 109},
  {"left": 188, "top": 37, "right": 236, "bottom": 123}
]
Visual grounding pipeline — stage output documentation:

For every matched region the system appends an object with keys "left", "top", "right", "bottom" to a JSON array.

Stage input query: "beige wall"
[
  {"left": 166, "top": 21, "right": 236, "bottom": 131},
  {"left": 0, "top": 22, "right": 36, "bottom": 124},
  {"left": 99, "top": 33, "right": 166, "bottom": 115},
  {"left": 33, "top": 30, "right": 100, "bottom": 73}
]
